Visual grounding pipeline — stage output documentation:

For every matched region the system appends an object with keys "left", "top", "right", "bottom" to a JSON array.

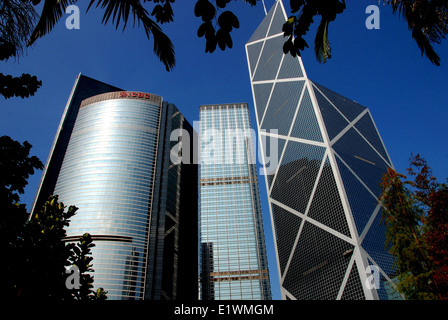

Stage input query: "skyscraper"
[
  {"left": 199, "top": 103, "right": 271, "bottom": 300},
  {"left": 246, "top": 1, "right": 402, "bottom": 300},
  {"left": 31, "top": 74, "right": 198, "bottom": 300}
]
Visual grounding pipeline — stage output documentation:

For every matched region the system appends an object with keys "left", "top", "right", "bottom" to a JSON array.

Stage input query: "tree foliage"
[
  {"left": 282, "top": 0, "right": 346, "bottom": 63},
  {"left": 0, "top": 73, "right": 42, "bottom": 99},
  {"left": 68, "top": 233, "right": 108, "bottom": 300},
  {"left": 383, "top": 0, "right": 448, "bottom": 66},
  {"left": 24, "top": 0, "right": 447, "bottom": 73},
  {"left": 17, "top": 195, "right": 79, "bottom": 299},
  {"left": 27, "top": 0, "right": 176, "bottom": 71},
  {"left": 7, "top": 195, "right": 108, "bottom": 300},
  {"left": 379, "top": 154, "right": 448, "bottom": 300},
  {"left": 195, "top": 0, "right": 253, "bottom": 53},
  {"left": 2, "top": 0, "right": 446, "bottom": 81},
  {"left": 0, "top": 0, "right": 38, "bottom": 59},
  {"left": 283, "top": 0, "right": 447, "bottom": 65}
]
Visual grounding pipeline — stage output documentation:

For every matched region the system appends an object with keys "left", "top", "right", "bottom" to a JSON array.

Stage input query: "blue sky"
[{"left": 1, "top": 0, "right": 447, "bottom": 300}]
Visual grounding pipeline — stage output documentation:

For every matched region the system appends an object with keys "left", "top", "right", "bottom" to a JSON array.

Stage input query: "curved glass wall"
[{"left": 54, "top": 94, "right": 161, "bottom": 299}]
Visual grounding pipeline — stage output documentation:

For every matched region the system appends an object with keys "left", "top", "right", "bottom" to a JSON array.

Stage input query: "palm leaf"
[
  {"left": 87, "top": 0, "right": 175, "bottom": 71},
  {"left": 1, "top": 0, "right": 39, "bottom": 59},
  {"left": 411, "top": 27, "right": 441, "bottom": 66},
  {"left": 87, "top": 0, "right": 176, "bottom": 71},
  {"left": 87, "top": 0, "right": 131, "bottom": 31},
  {"left": 28, "top": 0, "right": 77, "bottom": 46},
  {"left": 29, "top": 0, "right": 175, "bottom": 71},
  {"left": 314, "top": 18, "right": 331, "bottom": 63},
  {"left": 384, "top": 0, "right": 444, "bottom": 65},
  {"left": 139, "top": 14, "right": 175, "bottom": 71}
]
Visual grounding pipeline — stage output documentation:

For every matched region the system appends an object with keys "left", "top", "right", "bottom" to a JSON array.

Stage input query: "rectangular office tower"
[
  {"left": 31, "top": 74, "right": 198, "bottom": 300},
  {"left": 199, "top": 103, "right": 271, "bottom": 300},
  {"left": 246, "top": 1, "right": 402, "bottom": 300}
]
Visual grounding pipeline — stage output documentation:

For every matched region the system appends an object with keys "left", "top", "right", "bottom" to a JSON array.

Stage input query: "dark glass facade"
[
  {"left": 31, "top": 75, "right": 197, "bottom": 300},
  {"left": 246, "top": 1, "right": 402, "bottom": 300}
]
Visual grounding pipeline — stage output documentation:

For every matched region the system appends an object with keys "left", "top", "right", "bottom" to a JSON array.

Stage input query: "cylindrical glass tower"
[{"left": 54, "top": 91, "right": 162, "bottom": 299}]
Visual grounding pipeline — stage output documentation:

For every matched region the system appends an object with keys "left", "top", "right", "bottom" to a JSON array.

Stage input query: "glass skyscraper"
[
  {"left": 246, "top": 1, "right": 402, "bottom": 300},
  {"left": 31, "top": 74, "right": 198, "bottom": 300},
  {"left": 199, "top": 103, "right": 271, "bottom": 300}
]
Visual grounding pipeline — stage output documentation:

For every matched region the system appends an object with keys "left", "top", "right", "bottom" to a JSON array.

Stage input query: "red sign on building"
[{"left": 119, "top": 91, "right": 151, "bottom": 99}]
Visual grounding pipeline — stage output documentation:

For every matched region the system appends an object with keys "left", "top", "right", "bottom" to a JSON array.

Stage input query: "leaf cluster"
[
  {"left": 0, "top": 73, "right": 43, "bottom": 100},
  {"left": 282, "top": 0, "right": 346, "bottom": 63},
  {"left": 195, "top": 0, "right": 241, "bottom": 53},
  {"left": 151, "top": 0, "right": 175, "bottom": 24}
]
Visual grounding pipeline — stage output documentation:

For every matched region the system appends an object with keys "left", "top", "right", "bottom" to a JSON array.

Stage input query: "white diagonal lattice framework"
[{"left": 246, "top": 0, "right": 403, "bottom": 300}]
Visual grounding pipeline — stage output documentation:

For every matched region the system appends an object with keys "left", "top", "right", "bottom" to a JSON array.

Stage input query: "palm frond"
[
  {"left": 384, "top": 0, "right": 446, "bottom": 65},
  {"left": 139, "top": 15, "right": 175, "bottom": 71},
  {"left": 0, "top": 0, "right": 39, "bottom": 59},
  {"left": 87, "top": 0, "right": 131, "bottom": 31},
  {"left": 411, "top": 27, "right": 441, "bottom": 66},
  {"left": 88, "top": 0, "right": 175, "bottom": 71},
  {"left": 314, "top": 18, "right": 331, "bottom": 63},
  {"left": 28, "top": 0, "right": 77, "bottom": 46},
  {"left": 29, "top": 0, "right": 175, "bottom": 70}
]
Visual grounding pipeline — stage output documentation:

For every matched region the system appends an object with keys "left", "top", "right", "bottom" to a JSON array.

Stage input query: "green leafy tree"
[{"left": 379, "top": 154, "right": 448, "bottom": 300}]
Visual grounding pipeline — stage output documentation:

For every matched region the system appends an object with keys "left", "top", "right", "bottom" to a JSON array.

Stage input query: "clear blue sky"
[{"left": 1, "top": 0, "right": 447, "bottom": 300}]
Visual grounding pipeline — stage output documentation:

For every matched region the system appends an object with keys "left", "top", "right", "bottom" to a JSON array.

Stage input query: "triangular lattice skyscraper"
[{"left": 246, "top": 0, "right": 402, "bottom": 300}]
